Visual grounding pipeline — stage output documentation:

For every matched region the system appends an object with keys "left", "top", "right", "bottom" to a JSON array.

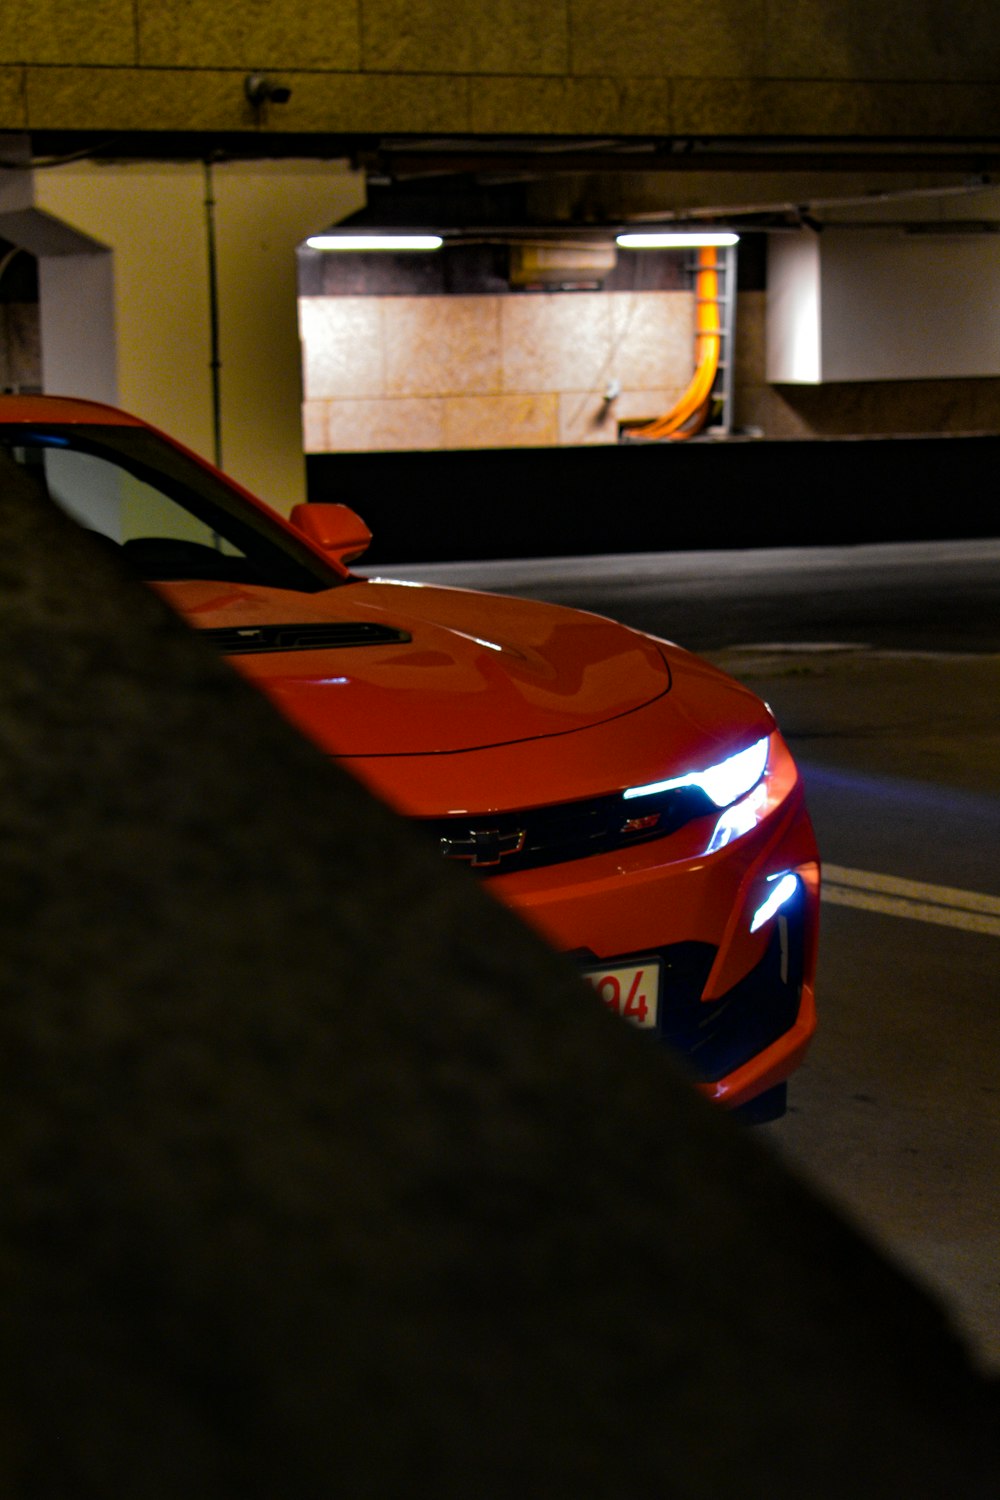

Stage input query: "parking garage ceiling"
[{"left": 19, "top": 128, "right": 1000, "bottom": 237}]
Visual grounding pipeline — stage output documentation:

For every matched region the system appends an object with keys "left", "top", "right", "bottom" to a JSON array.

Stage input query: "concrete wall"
[
  {"left": 308, "top": 435, "right": 1000, "bottom": 562},
  {"left": 11, "top": 157, "right": 365, "bottom": 509},
  {"left": 0, "top": 1, "right": 997, "bottom": 139}
]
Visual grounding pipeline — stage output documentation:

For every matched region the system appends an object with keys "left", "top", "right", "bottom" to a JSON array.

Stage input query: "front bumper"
[{"left": 486, "top": 773, "right": 820, "bottom": 1111}]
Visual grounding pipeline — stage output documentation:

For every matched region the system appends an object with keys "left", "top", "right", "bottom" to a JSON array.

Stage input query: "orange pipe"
[{"left": 627, "top": 246, "right": 721, "bottom": 442}]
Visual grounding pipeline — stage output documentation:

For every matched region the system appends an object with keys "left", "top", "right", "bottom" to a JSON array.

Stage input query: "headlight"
[
  {"left": 623, "top": 735, "right": 769, "bottom": 809},
  {"left": 705, "top": 781, "right": 768, "bottom": 853}
]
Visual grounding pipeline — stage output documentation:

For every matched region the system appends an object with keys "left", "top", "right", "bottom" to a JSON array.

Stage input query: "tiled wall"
[
  {"left": 300, "top": 290, "right": 695, "bottom": 452},
  {"left": 5, "top": 274, "right": 995, "bottom": 440}
]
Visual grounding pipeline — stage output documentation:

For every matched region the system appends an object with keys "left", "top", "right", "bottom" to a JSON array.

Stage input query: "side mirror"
[{"left": 289, "top": 503, "right": 372, "bottom": 567}]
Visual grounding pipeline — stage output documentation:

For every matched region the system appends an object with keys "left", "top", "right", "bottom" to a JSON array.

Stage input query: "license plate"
[{"left": 581, "top": 959, "right": 660, "bottom": 1030}]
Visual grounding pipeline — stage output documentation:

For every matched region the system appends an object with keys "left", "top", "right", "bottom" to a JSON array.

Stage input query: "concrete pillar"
[
  {"left": 767, "top": 222, "right": 1000, "bottom": 384},
  {"left": 0, "top": 135, "right": 115, "bottom": 401},
  {"left": 38, "top": 250, "right": 118, "bottom": 406},
  {"left": 14, "top": 156, "right": 363, "bottom": 510}
]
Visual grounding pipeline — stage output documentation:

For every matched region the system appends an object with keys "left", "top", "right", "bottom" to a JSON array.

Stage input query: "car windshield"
[{"left": 0, "top": 423, "right": 345, "bottom": 593}]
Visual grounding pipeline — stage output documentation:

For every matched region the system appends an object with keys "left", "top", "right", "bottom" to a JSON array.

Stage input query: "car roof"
[{"left": 0, "top": 394, "right": 146, "bottom": 427}]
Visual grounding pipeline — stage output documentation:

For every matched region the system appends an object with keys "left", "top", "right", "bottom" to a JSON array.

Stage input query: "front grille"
[
  {"left": 423, "top": 783, "right": 714, "bottom": 873},
  {"left": 202, "top": 622, "right": 411, "bottom": 655}
]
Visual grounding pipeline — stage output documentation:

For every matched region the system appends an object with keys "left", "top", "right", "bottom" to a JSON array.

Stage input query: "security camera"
[{"left": 245, "top": 74, "right": 292, "bottom": 107}]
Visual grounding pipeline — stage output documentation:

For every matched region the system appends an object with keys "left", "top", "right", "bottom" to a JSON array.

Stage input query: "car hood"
[{"left": 159, "top": 577, "right": 673, "bottom": 755}]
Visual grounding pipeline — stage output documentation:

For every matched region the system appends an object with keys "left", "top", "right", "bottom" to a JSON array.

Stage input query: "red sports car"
[{"left": 0, "top": 395, "right": 819, "bottom": 1120}]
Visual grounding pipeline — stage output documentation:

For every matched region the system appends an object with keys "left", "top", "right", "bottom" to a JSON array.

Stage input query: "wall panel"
[{"left": 301, "top": 289, "right": 696, "bottom": 452}]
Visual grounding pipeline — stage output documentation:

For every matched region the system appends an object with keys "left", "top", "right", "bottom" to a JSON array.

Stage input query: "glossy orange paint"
[
  {"left": 1, "top": 394, "right": 820, "bottom": 1112},
  {"left": 159, "top": 576, "right": 689, "bottom": 767},
  {"left": 289, "top": 502, "right": 372, "bottom": 567}
]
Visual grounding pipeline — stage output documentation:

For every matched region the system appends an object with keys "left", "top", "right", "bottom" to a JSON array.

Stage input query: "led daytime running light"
[
  {"left": 623, "top": 736, "right": 769, "bottom": 809},
  {"left": 750, "top": 872, "right": 799, "bottom": 933}
]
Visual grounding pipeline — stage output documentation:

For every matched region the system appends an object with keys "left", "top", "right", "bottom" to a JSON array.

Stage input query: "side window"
[
  {"left": 43, "top": 445, "right": 125, "bottom": 539},
  {"left": 1, "top": 424, "right": 341, "bottom": 591},
  {"left": 42, "top": 446, "right": 243, "bottom": 556}
]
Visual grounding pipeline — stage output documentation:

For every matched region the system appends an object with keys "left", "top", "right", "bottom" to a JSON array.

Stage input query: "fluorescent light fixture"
[
  {"left": 750, "top": 872, "right": 799, "bottom": 933},
  {"left": 616, "top": 231, "right": 739, "bottom": 249},
  {"left": 624, "top": 736, "right": 769, "bottom": 809},
  {"left": 306, "top": 234, "right": 443, "bottom": 251}
]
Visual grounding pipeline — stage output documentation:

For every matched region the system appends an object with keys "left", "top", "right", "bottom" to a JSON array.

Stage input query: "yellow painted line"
[{"left": 822, "top": 863, "right": 1000, "bottom": 938}]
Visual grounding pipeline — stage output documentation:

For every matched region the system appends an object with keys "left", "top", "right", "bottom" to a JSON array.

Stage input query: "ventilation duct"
[{"left": 508, "top": 241, "right": 617, "bottom": 288}]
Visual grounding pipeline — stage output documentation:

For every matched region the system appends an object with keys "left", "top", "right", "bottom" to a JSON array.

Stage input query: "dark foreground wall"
[
  {"left": 308, "top": 434, "right": 999, "bottom": 564},
  {"left": 1, "top": 454, "right": 997, "bottom": 1498}
]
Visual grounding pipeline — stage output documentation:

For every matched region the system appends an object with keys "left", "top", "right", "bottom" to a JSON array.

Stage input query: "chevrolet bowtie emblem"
[{"left": 439, "top": 827, "right": 527, "bottom": 867}]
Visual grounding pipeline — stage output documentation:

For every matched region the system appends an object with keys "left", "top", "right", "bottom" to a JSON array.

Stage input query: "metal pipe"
[{"left": 203, "top": 158, "right": 223, "bottom": 471}]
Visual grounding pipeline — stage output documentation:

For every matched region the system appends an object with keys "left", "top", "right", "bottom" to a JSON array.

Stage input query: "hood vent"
[{"left": 201, "top": 622, "right": 411, "bottom": 655}]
